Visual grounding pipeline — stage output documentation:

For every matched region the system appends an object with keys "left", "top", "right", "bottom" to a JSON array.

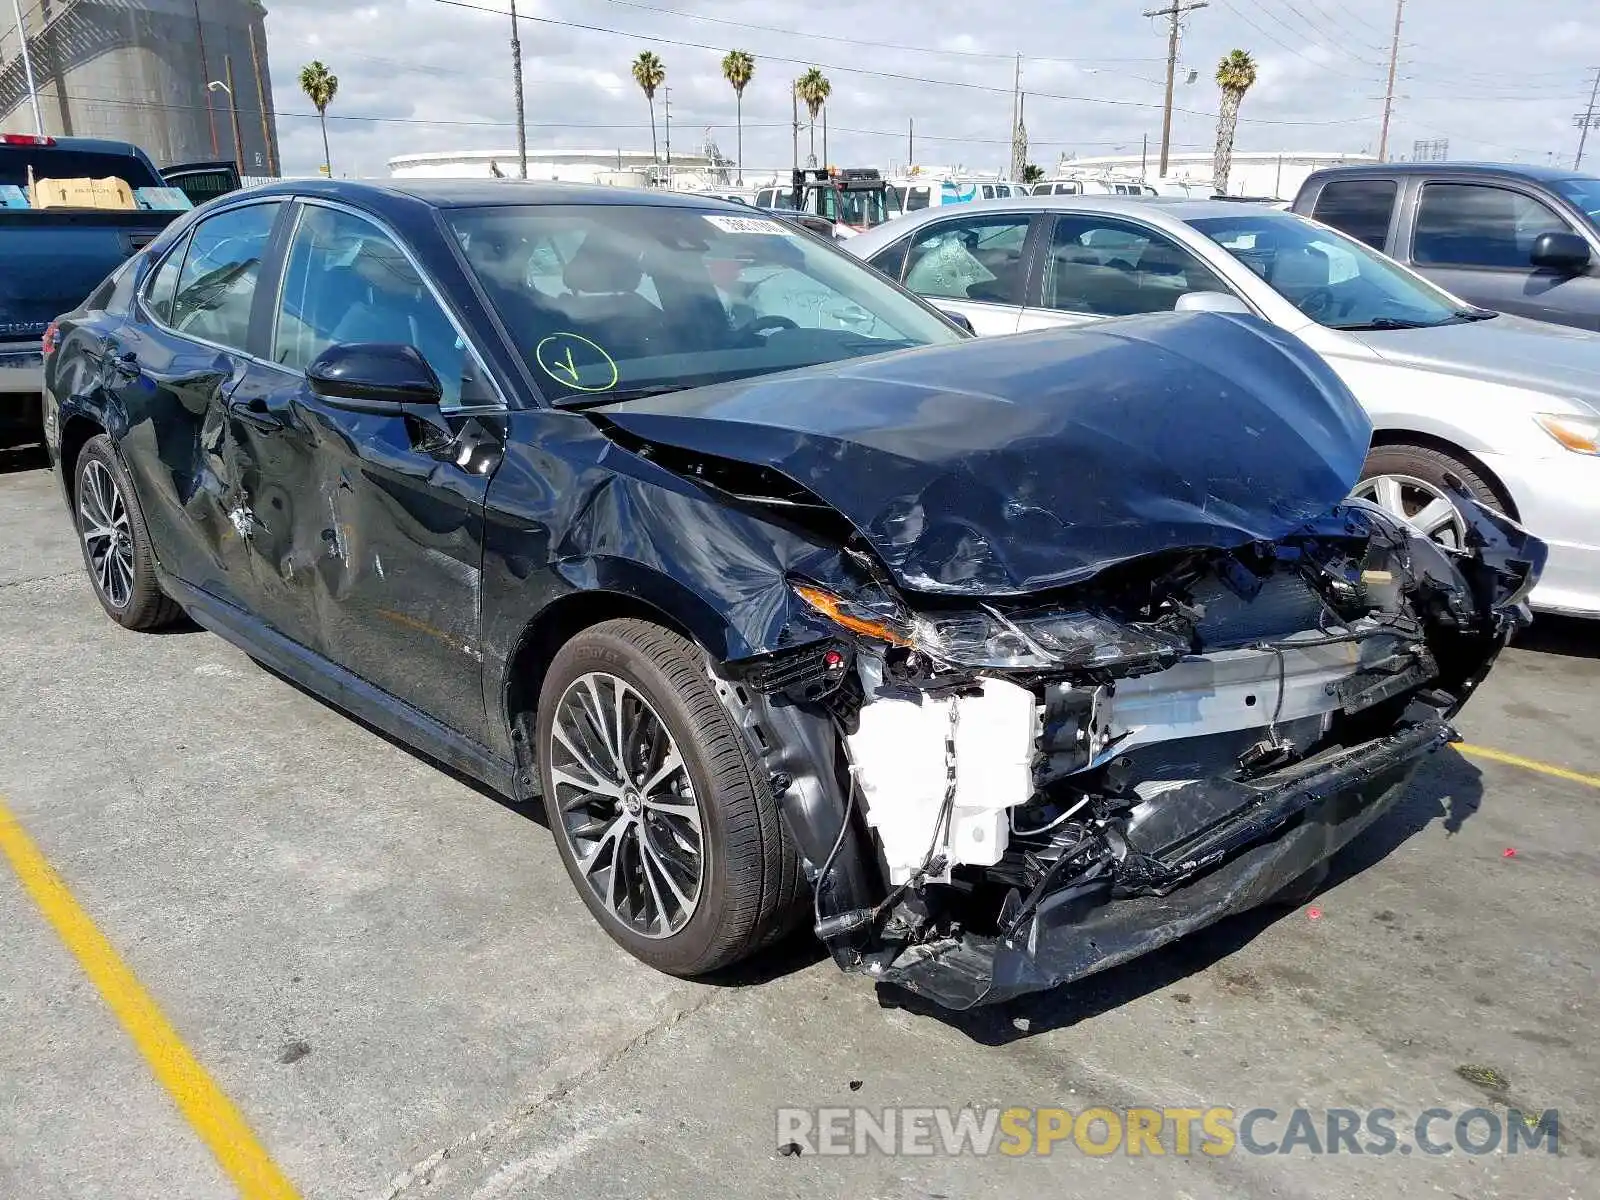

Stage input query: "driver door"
[{"left": 234, "top": 201, "right": 509, "bottom": 743}]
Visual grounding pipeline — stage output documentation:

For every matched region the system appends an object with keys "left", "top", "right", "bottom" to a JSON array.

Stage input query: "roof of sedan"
[{"left": 241, "top": 176, "right": 749, "bottom": 209}]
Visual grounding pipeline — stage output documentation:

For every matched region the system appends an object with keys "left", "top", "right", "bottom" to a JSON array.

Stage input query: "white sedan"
[{"left": 848, "top": 196, "right": 1600, "bottom": 618}]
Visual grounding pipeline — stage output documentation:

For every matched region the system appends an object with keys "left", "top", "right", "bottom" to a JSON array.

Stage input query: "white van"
[
  {"left": 1031, "top": 179, "right": 1158, "bottom": 197},
  {"left": 887, "top": 178, "right": 1022, "bottom": 214}
]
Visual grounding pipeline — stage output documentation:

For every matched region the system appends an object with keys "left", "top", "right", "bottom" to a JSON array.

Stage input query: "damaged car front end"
[{"left": 597, "top": 313, "right": 1544, "bottom": 1009}]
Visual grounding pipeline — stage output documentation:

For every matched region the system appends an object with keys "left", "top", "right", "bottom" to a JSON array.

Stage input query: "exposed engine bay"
[{"left": 717, "top": 491, "right": 1544, "bottom": 1009}]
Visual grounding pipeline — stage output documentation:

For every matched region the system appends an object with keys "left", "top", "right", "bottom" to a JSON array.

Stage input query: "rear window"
[
  {"left": 1311, "top": 178, "right": 1397, "bottom": 249},
  {"left": 0, "top": 146, "right": 163, "bottom": 192}
]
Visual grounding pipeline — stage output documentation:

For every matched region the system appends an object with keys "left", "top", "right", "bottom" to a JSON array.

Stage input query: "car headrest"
[{"left": 563, "top": 238, "right": 644, "bottom": 295}]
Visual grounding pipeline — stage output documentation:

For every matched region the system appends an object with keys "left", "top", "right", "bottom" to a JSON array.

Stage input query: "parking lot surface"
[{"left": 2, "top": 450, "right": 1596, "bottom": 1199}]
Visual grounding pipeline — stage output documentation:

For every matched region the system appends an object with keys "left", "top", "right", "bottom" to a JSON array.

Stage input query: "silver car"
[{"left": 849, "top": 197, "right": 1600, "bottom": 618}]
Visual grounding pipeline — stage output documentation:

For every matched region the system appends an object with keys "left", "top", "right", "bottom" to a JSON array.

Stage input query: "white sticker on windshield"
[{"left": 702, "top": 214, "right": 793, "bottom": 235}]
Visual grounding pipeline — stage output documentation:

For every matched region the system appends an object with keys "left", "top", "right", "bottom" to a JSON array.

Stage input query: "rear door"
[
  {"left": 1407, "top": 180, "right": 1600, "bottom": 328},
  {"left": 1016, "top": 212, "right": 1239, "bottom": 332},
  {"left": 1306, "top": 176, "right": 1399, "bottom": 250},
  {"left": 115, "top": 199, "right": 287, "bottom": 609},
  {"left": 238, "top": 199, "right": 508, "bottom": 740},
  {"left": 896, "top": 211, "right": 1044, "bottom": 334}
]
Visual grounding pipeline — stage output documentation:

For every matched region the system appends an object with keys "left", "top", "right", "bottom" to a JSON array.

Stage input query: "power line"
[
  {"left": 428, "top": 0, "right": 1375, "bottom": 127},
  {"left": 1210, "top": 0, "right": 1382, "bottom": 82},
  {"left": 583, "top": 0, "right": 1165, "bottom": 66}
]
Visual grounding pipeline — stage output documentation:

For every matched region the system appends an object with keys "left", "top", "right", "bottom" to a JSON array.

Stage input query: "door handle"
[{"left": 233, "top": 395, "right": 284, "bottom": 431}]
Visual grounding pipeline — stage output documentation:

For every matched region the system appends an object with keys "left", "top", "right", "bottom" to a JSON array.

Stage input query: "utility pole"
[
  {"left": 792, "top": 81, "right": 799, "bottom": 180},
  {"left": 192, "top": 0, "right": 219, "bottom": 157},
  {"left": 10, "top": 0, "right": 44, "bottom": 137},
  {"left": 1144, "top": 1, "right": 1207, "bottom": 179},
  {"left": 1009, "top": 53, "right": 1021, "bottom": 181},
  {"left": 822, "top": 104, "right": 828, "bottom": 167},
  {"left": 1141, "top": 132, "right": 1149, "bottom": 180},
  {"left": 509, "top": 0, "right": 527, "bottom": 178},
  {"left": 908, "top": 116, "right": 914, "bottom": 167},
  {"left": 1378, "top": 0, "right": 1405, "bottom": 162},
  {"left": 1575, "top": 67, "right": 1600, "bottom": 170},
  {"left": 248, "top": 20, "right": 275, "bottom": 175},
  {"left": 224, "top": 56, "right": 244, "bottom": 179},
  {"left": 664, "top": 86, "right": 673, "bottom": 172}
]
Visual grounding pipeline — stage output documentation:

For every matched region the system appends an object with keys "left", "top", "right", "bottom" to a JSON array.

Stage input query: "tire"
[
  {"left": 1353, "top": 443, "right": 1506, "bottom": 551},
  {"left": 537, "top": 618, "right": 805, "bottom": 976},
  {"left": 73, "top": 434, "right": 183, "bottom": 631}
]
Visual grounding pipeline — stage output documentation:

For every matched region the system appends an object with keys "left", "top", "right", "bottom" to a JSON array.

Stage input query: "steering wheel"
[
  {"left": 1297, "top": 287, "right": 1336, "bottom": 320},
  {"left": 739, "top": 314, "right": 800, "bottom": 340}
]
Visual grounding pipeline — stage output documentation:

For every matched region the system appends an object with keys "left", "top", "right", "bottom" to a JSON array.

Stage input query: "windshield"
[
  {"left": 447, "top": 203, "right": 962, "bottom": 405},
  {"left": 1553, "top": 176, "right": 1600, "bottom": 224},
  {"left": 816, "top": 186, "right": 895, "bottom": 228},
  {"left": 1189, "top": 211, "right": 1472, "bottom": 330}
]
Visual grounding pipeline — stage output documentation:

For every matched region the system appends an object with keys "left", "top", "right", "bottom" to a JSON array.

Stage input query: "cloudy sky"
[{"left": 262, "top": 0, "right": 1600, "bottom": 179}]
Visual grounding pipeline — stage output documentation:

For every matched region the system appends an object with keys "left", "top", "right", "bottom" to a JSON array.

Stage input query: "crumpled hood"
[
  {"left": 1351, "top": 312, "right": 1600, "bottom": 410},
  {"left": 599, "top": 312, "right": 1373, "bottom": 596}
]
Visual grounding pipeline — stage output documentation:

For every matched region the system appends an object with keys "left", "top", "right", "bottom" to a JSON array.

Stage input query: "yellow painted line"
[
  {"left": 1457, "top": 743, "right": 1600, "bottom": 790},
  {"left": 0, "top": 797, "right": 301, "bottom": 1200}
]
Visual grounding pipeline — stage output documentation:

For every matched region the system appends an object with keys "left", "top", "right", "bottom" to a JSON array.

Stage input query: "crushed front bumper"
[{"left": 873, "top": 718, "right": 1452, "bottom": 1010}]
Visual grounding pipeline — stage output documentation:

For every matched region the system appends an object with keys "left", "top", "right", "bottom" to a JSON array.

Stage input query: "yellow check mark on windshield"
[{"left": 553, "top": 346, "right": 580, "bottom": 383}]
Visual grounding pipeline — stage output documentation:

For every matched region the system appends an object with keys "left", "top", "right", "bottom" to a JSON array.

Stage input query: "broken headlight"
[{"left": 791, "top": 582, "right": 1188, "bottom": 673}]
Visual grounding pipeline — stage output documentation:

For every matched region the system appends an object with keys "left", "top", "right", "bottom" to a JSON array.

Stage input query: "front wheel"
[
  {"left": 537, "top": 619, "right": 804, "bottom": 976},
  {"left": 1352, "top": 443, "right": 1505, "bottom": 552}
]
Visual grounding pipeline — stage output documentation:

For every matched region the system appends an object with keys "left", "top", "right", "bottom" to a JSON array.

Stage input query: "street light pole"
[{"left": 9, "top": 0, "right": 45, "bottom": 136}]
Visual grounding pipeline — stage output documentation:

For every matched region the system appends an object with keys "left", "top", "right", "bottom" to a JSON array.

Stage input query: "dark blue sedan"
[{"left": 41, "top": 179, "right": 1540, "bottom": 1008}]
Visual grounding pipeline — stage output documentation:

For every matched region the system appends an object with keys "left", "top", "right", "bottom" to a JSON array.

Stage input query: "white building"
[
  {"left": 1056, "top": 150, "right": 1379, "bottom": 200},
  {"left": 386, "top": 148, "right": 724, "bottom": 190}
]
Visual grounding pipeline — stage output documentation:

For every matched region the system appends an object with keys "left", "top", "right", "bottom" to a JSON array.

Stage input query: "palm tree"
[
  {"left": 1022, "top": 163, "right": 1045, "bottom": 185},
  {"left": 298, "top": 61, "right": 338, "bottom": 177},
  {"left": 632, "top": 51, "right": 667, "bottom": 172},
  {"left": 721, "top": 49, "right": 755, "bottom": 185},
  {"left": 1212, "top": 49, "right": 1258, "bottom": 196},
  {"left": 795, "top": 68, "right": 831, "bottom": 165}
]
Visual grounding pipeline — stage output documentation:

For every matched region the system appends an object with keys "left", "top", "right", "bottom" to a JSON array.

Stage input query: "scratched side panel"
[
  {"left": 106, "top": 321, "right": 256, "bottom": 609},
  {"left": 295, "top": 400, "right": 496, "bottom": 744},
  {"left": 478, "top": 410, "right": 851, "bottom": 762}
]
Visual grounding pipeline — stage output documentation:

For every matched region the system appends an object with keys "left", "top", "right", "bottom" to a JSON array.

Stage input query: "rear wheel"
[
  {"left": 1352, "top": 443, "right": 1505, "bottom": 551},
  {"left": 537, "top": 619, "right": 804, "bottom": 976},
  {"left": 74, "top": 435, "right": 183, "bottom": 630}
]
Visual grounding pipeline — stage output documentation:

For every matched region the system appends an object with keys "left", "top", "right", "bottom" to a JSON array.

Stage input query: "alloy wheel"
[
  {"left": 1352, "top": 473, "right": 1469, "bottom": 551},
  {"left": 78, "top": 459, "right": 135, "bottom": 610},
  {"left": 548, "top": 672, "right": 705, "bottom": 939}
]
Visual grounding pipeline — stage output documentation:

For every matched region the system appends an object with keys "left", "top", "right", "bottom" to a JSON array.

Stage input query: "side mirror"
[
  {"left": 1530, "top": 231, "right": 1591, "bottom": 274},
  {"left": 938, "top": 308, "right": 977, "bottom": 335},
  {"left": 305, "top": 343, "right": 442, "bottom": 411},
  {"left": 1175, "top": 290, "right": 1252, "bottom": 315}
]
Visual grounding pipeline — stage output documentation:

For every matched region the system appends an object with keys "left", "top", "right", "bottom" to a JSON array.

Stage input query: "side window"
[
  {"left": 905, "top": 186, "right": 931, "bottom": 212},
  {"left": 272, "top": 205, "right": 495, "bottom": 408},
  {"left": 1042, "top": 216, "right": 1232, "bottom": 316},
  {"left": 143, "top": 232, "right": 192, "bottom": 324},
  {"left": 1413, "top": 183, "right": 1571, "bottom": 268},
  {"left": 867, "top": 238, "right": 911, "bottom": 282},
  {"left": 1312, "top": 178, "right": 1397, "bottom": 249},
  {"left": 980, "top": 184, "right": 995, "bottom": 199},
  {"left": 169, "top": 202, "right": 281, "bottom": 350},
  {"left": 903, "top": 215, "right": 1034, "bottom": 304}
]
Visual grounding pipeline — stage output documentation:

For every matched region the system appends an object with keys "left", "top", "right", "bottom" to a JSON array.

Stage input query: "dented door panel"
[
  {"left": 281, "top": 393, "right": 501, "bottom": 744},
  {"left": 222, "top": 359, "right": 326, "bottom": 653},
  {"left": 107, "top": 320, "right": 256, "bottom": 608}
]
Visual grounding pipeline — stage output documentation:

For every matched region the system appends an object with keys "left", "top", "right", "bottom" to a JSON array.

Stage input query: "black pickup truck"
[
  {"left": 1, "top": 134, "right": 195, "bottom": 443},
  {"left": 1292, "top": 162, "right": 1600, "bottom": 331}
]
